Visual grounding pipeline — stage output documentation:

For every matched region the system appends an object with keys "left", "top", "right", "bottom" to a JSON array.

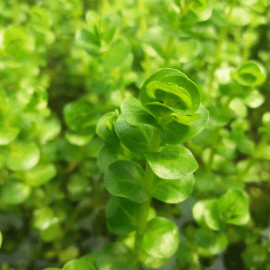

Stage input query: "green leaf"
[
  {"left": 175, "top": 240, "right": 199, "bottom": 267},
  {"left": 67, "top": 174, "right": 89, "bottom": 195},
  {"left": 103, "top": 38, "right": 131, "bottom": 69},
  {"left": 96, "top": 242, "right": 136, "bottom": 270},
  {"left": 6, "top": 142, "right": 40, "bottom": 171},
  {"left": 121, "top": 96, "right": 159, "bottom": 128},
  {"left": 97, "top": 144, "right": 126, "bottom": 174},
  {"left": 193, "top": 200, "right": 211, "bottom": 228},
  {"left": 66, "top": 128, "right": 95, "bottom": 146},
  {"left": 102, "top": 14, "right": 121, "bottom": 44},
  {"left": 96, "top": 111, "right": 119, "bottom": 145},
  {"left": 76, "top": 28, "right": 100, "bottom": 57},
  {"left": 164, "top": 104, "right": 209, "bottom": 144},
  {"left": 63, "top": 259, "right": 96, "bottom": 270},
  {"left": 59, "top": 139, "right": 84, "bottom": 162},
  {"left": 115, "top": 115, "right": 154, "bottom": 154},
  {"left": 228, "top": 7, "right": 251, "bottom": 26},
  {"left": 64, "top": 100, "right": 99, "bottom": 132},
  {"left": 207, "top": 105, "right": 230, "bottom": 127},
  {"left": 33, "top": 207, "right": 57, "bottom": 231},
  {"left": 106, "top": 196, "right": 140, "bottom": 235},
  {"left": 204, "top": 200, "right": 226, "bottom": 231},
  {"left": 104, "top": 160, "right": 150, "bottom": 203},
  {"left": 241, "top": 244, "right": 268, "bottom": 269},
  {"left": 243, "top": 90, "right": 265, "bottom": 108},
  {"left": 0, "top": 127, "right": 20, "bottom": 145},
  {"left": 231, "top": 61, "right": 266, "bottom": 87},
  {"left": 23, "top": 163, "right": 57, "bottom": 187},
  {"left": 139, "top": 217, "right": 179, "bottom": 263},
  {"left": 218, "top": 188, "right": 250, "bottom": 225},
  {"left": 0, "top": 178, "right": 31, "bottom": 205},
  {"left": 195, "top": 228, "right": 228, "bottom": 256},
  {"left": 140, "top": 69, "right": 200, "bottom": 118},
  {"left": 40, "top": 222, "right": 61, "bottom": 242},
  {"left": 145, "top": 144, "right": 198, "bottom": 179},
  {"left": 38, "top": 117, "right": 61, "bottom": 144},
  {"left": 151, "top": 174, "right": 195, "bottom": 203}
]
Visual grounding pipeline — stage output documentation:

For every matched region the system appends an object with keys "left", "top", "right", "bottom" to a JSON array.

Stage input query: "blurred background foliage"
[{"left": 0, "top": 0, "right": 270, "bottom": 269}]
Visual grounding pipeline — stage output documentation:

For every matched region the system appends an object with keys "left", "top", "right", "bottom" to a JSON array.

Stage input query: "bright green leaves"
[
  {"left": 105, "top": 196, "right": 140, "bottom": 235},
  {"left": 63, "top": 259, "right": 96, "bottom": 270},
  {"left": 103, "top": 38, "right": 131, "bottom": 69},
  {"left": 96, "top": 111, "right": 119, "bottom": 145},
  {"left": 23, "top": 163, "right": 57, "bottom": 187},
  {"left": 193, "top": 189, "right": 250, "bottom": 231},
  {"left": 115, "top": 115, "right": 154, "bottom": 155},
  {"left": 140, "top": 69, "right": 200, "bottom": 118},
  {"left": 6, "top": 142, "right": 40, "bottom": 171},
  {"left": 218, "top": 188, "right": 250, "bottom": 225},
  {"left": 231, "top": 61, "right": 266, "bottom": 87},
  {"left": 64, "top": 100, "right": 99, "bottom": 130},
  {"left": 139, "top": 217, "right": 179, "bottom": 268},
  {"left": 96, "top": 242, "right": 136, "bottom": 270},
  {"left": 33, "top": 207, "right": 58, "bottom": 231},
  {"left": 33, "top": 207, "right": 61, "bottom": 242},
  {"left": 151, "top": 174, "right": 195, "bottom": 204},
  {"left": 0, "top": 127, "right": 20, "bottom": 145},
  {"left": 145, "top": 144, "right": 198, "bottom": 179},
  {"left": 163, "top": 104, "right": 209, "bottom": 144},
  {"left": 195, "top": 228, "right": 228, "bottom": 257},
  {"left": 121, "top": 96, "right": 159, "bottom": 128},
  {"left": 0, "top": 178, "right": 31, "bottom": 205},
  {"left": 104, "top": 160, "right": 150, "bottom": 203},
  {"left": 64, "top": 100, "right": 99, "bottom": 146}
]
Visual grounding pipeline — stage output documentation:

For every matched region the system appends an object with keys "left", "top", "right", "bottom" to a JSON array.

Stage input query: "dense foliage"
[{"left": 0, "top": 0, "right": 270, "bottom": 269}]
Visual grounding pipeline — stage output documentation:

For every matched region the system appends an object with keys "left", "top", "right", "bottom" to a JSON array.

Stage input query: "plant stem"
[{"left": 133, "top": 129, "right": 161, "bottom": 268}]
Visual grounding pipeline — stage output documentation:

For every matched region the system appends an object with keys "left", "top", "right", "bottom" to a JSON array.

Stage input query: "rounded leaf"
[
  {"left": 23, "top": 163, "right": 57, "bottom": 187},
  {"left": 63, "top": 258, "right": 96, "bottom": 270},
  {"left": 0, "top": 178, "right": 31, "bottom": 205},
  {"left": 96, "top": 112, "right": 119, "bottom": 145},
  {"left": 115, "top": 115, "right": 154, "bottom": 154},
  {"left": 64, "top": 100, "right": 99, "bottom": 131},
  {"left": 139, "top": 217, "right": 179, "bottom": 260},
  {"left": 145, "top": 144, "right": 198, "bottom": 179},
  {"left": 7, "top": 142, "right": 40, "bottom": 171},
  {"left": 121, "top": 96, "right": 159, "bottom": 128},
  {"left": 195, "top": 228, "right": 228, "bottom": 256},
  {"left": 140, "top": 69, "right": 200, "bottom": 118},
  {"left": 151, "top": 174, "right": 195, "bottom": 203},
  {"left": 218, "top": 188, "right": 250, "bottom": 225},
  {"left": 33, "top": 207, "right": 58, "bottom": 231},
  {"left": 104, "top": 160, "right": 150, "bottom": 203},
  {"left": 0, "top": 127, "right": 20, "bottom": 145},
  {"left": 231, "top": 61, "right": 266, "bottom": 87},
  {"left": 106, "top": 196, "right": 140, "bottom": 235},
  {"left": 164, "top": 104, "right": 209, "bottom": 144}
]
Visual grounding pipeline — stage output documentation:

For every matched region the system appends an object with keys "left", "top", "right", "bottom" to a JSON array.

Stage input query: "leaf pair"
[
  {"left": 103, "top": 145, "right": 197, "bottom": 204},
  {"left": 193, "top": 188, "right": 250, "bottom": 231}
]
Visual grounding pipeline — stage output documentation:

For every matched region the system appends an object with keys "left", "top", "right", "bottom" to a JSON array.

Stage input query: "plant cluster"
[{"left": 0, "top": 0, "right": 270, "bottom": 270}]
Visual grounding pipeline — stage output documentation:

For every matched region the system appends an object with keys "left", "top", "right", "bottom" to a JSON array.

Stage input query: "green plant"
[
  {"left": 0, "top": 0, "right": 270, "bottom": 269},
  {"left": 95, "top": 68, "right": 209, "bottom": 268}
]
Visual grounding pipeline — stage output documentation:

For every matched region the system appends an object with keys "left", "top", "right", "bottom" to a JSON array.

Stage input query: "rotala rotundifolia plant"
[{"left": 96, "top": 68, "right": 209, "bottom": 269}]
